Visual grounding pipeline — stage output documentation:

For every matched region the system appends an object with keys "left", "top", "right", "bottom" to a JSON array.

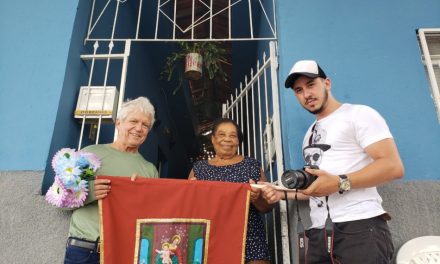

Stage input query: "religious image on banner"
[
  {"left": 99, "top": 177, "right": 249, "bottom": 264},
  {"left": 134, "top": 219, "right": 210, "bottom": 264}
]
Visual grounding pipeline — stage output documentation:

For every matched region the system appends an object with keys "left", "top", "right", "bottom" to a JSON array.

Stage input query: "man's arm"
[
  {"left": 347, "top": 138, "right": 404, "bottom": 187},
  {"left": 302, "top": 138, "right": 404, "bottom": 197}
]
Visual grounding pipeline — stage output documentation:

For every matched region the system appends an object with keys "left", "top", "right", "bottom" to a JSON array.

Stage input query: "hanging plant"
[
  {"left": 185, "top": 52, "right": 203, "bottom": 80},
  {"left": 161, "top": 41, "right": 228, "bottom": 94}
]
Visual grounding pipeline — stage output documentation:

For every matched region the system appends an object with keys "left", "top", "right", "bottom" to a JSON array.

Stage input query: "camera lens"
[
  {"left": 280, "top": 167, "right": 318, "bottom": 190},
  {"left": 281, "top": 170, "right": 308, "bottom": 189}
]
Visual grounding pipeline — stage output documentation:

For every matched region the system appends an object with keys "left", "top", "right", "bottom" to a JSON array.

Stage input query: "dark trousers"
[{"left": 306, "top": 215, "right": 394, "bottom": 264}]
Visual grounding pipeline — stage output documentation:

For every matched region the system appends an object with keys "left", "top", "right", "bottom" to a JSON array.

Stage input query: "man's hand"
[
  {"left": 130, "top": 173, "right": 140, "bottom": 181},
  {"left": 300, "top": 168, "right": 339, "bottom": 197},
  {"left": 94, "top": 179, "right": 111, "bottom": 200}
]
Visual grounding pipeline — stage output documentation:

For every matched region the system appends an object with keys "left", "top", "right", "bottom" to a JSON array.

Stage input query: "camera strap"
[
  {"left": 285, "top": 190, "right": 307, "bottom": 264},
  {"left": 324, "top": 196, "right": 336, "bottom": 263},
  {"left": 284, "top": 191, "right": 293, "bottom": 263},
  {"left": 295, "top": 190, "right": 307, "bottom": 264},
  {"left": 308, "top": 122, "right": 317, "bottom": 146},
  {"left": 289, "top": 195, "right": 335, "bottom": 264},
  {"left": 305, "top": 122, "right": 336, "bottom": 262}
]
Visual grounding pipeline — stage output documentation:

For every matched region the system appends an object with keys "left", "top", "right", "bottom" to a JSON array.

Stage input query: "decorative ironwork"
[{"left": 85, "top": 0, "right": 277, "bottom": 42}]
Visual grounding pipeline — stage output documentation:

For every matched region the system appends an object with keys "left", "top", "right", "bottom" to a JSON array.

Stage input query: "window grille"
[{"left": 418, "top": 29, "right": 440, "bottom": 122}]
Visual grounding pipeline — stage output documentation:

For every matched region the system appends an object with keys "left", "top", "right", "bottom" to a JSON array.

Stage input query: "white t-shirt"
[{"left": 302, "top": 104, "right": 392, "bottom": 228}]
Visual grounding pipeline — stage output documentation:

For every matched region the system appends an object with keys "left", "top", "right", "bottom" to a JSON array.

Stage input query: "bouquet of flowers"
[{"left": 45, "top": 148, "right": 101, "bottom": 208}]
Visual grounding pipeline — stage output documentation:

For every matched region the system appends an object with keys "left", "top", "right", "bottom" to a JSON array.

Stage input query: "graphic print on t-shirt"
[
  {"left": 303, "top": 125, "right": 331, "bottom": 167},
  {"left": 303, "top": 125, "right": 331, "bottom": 207}
]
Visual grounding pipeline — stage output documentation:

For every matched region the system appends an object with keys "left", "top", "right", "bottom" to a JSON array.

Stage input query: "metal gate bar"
[
  {"left": 77, "top": 40, "right": 131, "bottom": 150},
  {"left": 222, "top": 41, "right": 288, "bottom": 264}
]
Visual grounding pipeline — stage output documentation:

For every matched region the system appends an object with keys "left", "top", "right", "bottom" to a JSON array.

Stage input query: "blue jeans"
[{"left": 64, "top": 244, "right": 100, "bottom": 264}]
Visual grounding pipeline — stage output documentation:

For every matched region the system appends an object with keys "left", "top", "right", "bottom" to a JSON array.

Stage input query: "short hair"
[
  {"left": 117, "top": 96, "right": 155, "bottom": 125},
  {"left": 211, "top": 118, "right": 243, "bottom": 144}
]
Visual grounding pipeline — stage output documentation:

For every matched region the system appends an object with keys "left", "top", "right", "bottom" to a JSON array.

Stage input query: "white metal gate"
[
  {"left": 76, "top": 40, "right": 131, "bottom": 149},
  {"left": 222, "top": 41, "right": 290, "bottom": 264}
]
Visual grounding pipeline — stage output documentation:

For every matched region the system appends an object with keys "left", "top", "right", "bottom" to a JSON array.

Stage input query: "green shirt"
[{"left": 68, "top": 144, "right": 159, "bottom": 241}]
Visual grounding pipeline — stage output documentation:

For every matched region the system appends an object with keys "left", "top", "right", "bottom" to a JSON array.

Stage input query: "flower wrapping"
[{"left": 45, "top": 148, "right": 101, "bottom": 208}]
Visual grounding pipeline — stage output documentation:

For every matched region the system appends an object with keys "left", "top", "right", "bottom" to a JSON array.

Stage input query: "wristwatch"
[{"left": 338, "top": 174, "right": 351, "bottom": 194}]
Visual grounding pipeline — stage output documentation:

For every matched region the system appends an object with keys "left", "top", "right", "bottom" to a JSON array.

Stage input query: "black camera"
[{"left": 280, "top": 165, "right": 319, "bottom": 190}]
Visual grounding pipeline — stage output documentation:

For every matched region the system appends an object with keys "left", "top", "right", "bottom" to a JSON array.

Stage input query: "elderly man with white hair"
[{"left": 64, "top": 96, "right": 158, "bottom": 264}]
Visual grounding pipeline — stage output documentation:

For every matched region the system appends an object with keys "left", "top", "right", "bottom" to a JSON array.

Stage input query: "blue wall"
[
  {"left": 277, "top": 0, "right": 440, "bottom": 180},
  {"left": 0, "top": 1, "right": 79, "bottom": 170}
]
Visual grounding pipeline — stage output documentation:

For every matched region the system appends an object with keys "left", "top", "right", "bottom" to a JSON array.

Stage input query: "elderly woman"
[
  {"left": 64, "top": 96, "right": 158, "bottom": 264},
  {"left": 188, "top": 118, "right": 273, "bottom": 264}
]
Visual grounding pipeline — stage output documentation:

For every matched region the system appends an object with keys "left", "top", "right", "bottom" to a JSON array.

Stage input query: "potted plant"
[{"left": 162, "top": 41, "right": 228, "bottom": 94}]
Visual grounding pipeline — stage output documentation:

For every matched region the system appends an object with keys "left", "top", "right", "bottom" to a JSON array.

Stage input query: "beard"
[{"left": 305, "top": 89, "right": 328, "bottom": 115}]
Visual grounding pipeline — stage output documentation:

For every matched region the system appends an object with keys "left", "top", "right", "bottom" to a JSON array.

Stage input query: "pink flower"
[
  {"left": 64, "top": 181, "right": 88, "bottom": 208},
  {"left": 45, "top": 177, "right": 67, "bottom": 207}
]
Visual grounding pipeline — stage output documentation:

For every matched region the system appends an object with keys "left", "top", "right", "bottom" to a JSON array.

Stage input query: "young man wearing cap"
[{"left": 261, "top": 60, "right": 404, "bottom": 263}]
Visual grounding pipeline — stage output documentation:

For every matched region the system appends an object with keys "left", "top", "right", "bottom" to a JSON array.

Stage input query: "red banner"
[{"left": 98, "top": 176, "right": 250, "bottom": 264}]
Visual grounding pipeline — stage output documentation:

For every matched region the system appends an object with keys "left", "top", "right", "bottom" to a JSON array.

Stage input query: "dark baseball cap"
[{"left": 284, "top": 60, "right": 327, "bottom": 88}]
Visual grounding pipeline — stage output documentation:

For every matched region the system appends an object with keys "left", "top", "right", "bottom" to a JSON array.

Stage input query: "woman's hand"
[
  {"left": 188, "top": 169, "right": 197, "bottom": 180},
  {"left": 249, "top": 179, "right": 275, "bottom": 213},
  {"left": 261, "top": 183, "right": 282, "bottom": 204},
  {"left": 94, "top": 179, "right": 111, "bottom": 200},
  {"left": 249, "top": 179, "right": 262, "bottom": 203}
]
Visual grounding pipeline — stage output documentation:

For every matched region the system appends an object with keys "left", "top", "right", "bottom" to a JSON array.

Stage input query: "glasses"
[{"left": 305, "top": 153, "right": 320, "bottom": 164}]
